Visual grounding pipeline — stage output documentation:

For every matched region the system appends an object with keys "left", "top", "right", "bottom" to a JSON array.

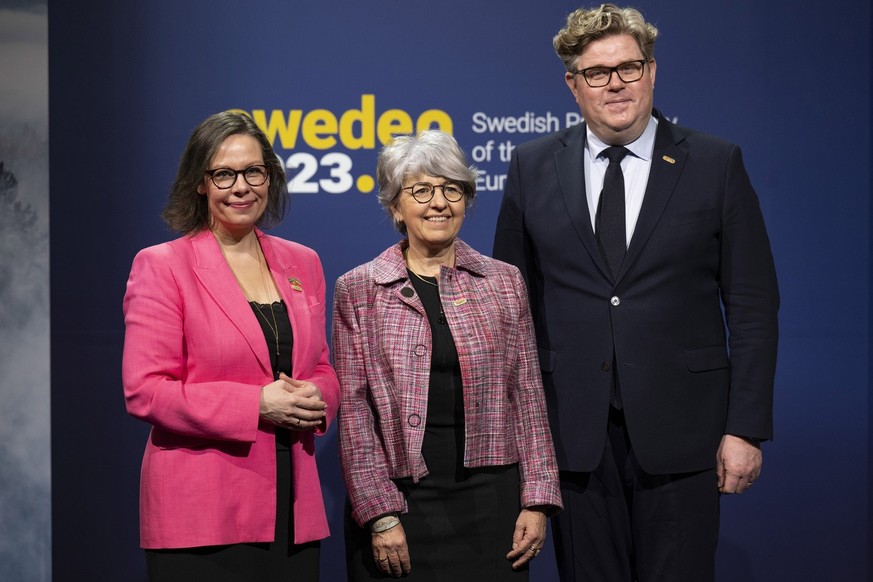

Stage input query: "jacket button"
[
  {"left": 408, "top": 414, "right": 421, "bottom": 427},
  {"left": 413, "top": 344, "right": 427, "bottom": 357},
  {"left": 601, "top": 361, "right": 611, "bottom": 371},
  {"left": 610, "top": 296, "right": 620, "bottom": 306},
  {"left": 401, "top": 287, "right": 415, "bottom": 298}
]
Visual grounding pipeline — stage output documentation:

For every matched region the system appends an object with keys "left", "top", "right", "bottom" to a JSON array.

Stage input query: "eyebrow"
[{"left": 579, "top": 56, "right": 645, "bottom": 69}]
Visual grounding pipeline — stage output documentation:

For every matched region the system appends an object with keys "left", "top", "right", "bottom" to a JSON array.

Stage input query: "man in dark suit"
[{"left": 492, "top": 4, "right": 779, "bottom": 581}]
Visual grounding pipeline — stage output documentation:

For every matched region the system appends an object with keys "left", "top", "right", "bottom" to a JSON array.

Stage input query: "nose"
[
  {"left": 606, "top": 69, "right": 627, "bottom": 90},
  {"left": 429, "top": 187, "right": 449, "bottom": 207},
  {"left": 230, "top": 171, "right": 250, "bottom": 193}
]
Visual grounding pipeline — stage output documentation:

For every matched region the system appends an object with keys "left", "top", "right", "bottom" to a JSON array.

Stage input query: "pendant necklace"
[
  {"left": 251, "top": 298, "right": 280, "bottom": 356},
  {"left": 222, "top": 239, "right": 280, "bottom": 355},
  {"left": 250, "top": 248, "right": 280, "bottom": 356}
]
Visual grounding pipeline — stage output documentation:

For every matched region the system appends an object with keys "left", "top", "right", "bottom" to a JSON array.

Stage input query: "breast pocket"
[
  {"left": 666, "top": 209, "right": 716, "bottom": 236},
  {"left": 655, "top": 209, "right": 719, "bottom": 260}
]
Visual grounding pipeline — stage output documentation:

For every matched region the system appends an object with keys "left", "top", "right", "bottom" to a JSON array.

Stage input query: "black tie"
[{"left": 596, "top": 146, "right": 630, "bottom": 280}]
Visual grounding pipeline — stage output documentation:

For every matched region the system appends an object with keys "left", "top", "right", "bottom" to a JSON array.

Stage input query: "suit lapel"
[
  {"left": 191, "top": 230, "right": 273, "bottom": 377},
  {"left": 618, "top": 117, "right": 687, "bottom": 283},
  {"left": 259, "top": 233, "right": 311, "bottom": 377},
  {"left": 554, "top": 124, "right": 612, "bottom": 279},
  {"left": 373, "top": 243, "right": 427, "bottom": 318}
]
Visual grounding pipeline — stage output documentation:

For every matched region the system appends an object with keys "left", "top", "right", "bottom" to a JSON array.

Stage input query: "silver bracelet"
[{"left": 370, "top": 515, "right": 400, "bottom": 533}]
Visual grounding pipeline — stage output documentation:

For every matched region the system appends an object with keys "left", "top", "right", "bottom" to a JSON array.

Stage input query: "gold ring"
[{"left": 296, "top": 418, "right": 302, "bottom": 427}]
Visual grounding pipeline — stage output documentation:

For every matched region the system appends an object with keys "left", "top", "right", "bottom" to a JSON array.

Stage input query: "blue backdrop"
[{"left": 49, "top": 1, "right": 871, "bottom": 579}]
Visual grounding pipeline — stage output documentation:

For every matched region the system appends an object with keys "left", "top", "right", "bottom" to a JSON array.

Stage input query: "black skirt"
[{"left": 345, "top": 429, "right": 525, "bottom": 581}]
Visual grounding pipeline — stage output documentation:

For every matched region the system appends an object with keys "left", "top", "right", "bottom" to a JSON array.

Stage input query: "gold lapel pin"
[
  {"left": 662, "top": 155, "right": 676, "bottom": 164},
  {"left": 453, "top": 298, "right": 467, "bottom": 306},
  {"left": 288, "top": 277, "right": 303, "bottom": 292}
]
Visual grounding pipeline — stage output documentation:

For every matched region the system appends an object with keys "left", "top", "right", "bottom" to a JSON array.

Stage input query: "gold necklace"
[
  {"left": 221, "top": 239, "right": 280, "bottom": 355},
  {"left": 251, "top": 250, "right": 280, "bottom": 356},
  {"left": 405, "top": 268, "right": 446, "bottom": 324},
  {"left": 409, "top": 268, "right": 438, "bottom": 287},
  {"left": 250, "top": 299, "right": 280, "bottom": 357},
  {"left": 403, "top": 247, "right": 444, "bottom": 284}
]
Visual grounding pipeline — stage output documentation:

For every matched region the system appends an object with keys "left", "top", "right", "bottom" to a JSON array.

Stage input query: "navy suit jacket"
[{"left": 493, "top": 112, "right": 779, "bottom": 474}]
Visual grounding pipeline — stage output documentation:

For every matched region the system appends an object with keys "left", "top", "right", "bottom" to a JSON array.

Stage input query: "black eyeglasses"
[
  {"left": 204, "top": 164, "right": 269, "bottom": 189},
  {"left": 572, "top": 60, "right": 649, "bottom": 87},
  {"left": 401, "top": 182, "right": 466, "bottom": 204}
]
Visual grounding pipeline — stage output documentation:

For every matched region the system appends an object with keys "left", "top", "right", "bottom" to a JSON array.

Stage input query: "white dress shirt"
[{"left": 584, "top": 115, "right": 658, "bottom": 247}]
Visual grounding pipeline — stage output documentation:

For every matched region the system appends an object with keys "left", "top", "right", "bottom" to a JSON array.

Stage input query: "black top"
[
  {"left": 407, "top": 272, "right": 464, "bottom": 428},
  {"left": 249, "top": 300, "right": 293, "bottom": 450}
]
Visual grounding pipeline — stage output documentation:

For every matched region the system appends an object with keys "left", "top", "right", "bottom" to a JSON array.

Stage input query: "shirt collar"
[{"left": 586, "top": 114, "right": 659, "bottom": 161}]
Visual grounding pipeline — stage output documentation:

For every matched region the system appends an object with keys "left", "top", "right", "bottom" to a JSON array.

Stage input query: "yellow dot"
[{"left": 356, "top": 174, "right": 375, "bottom": 193}]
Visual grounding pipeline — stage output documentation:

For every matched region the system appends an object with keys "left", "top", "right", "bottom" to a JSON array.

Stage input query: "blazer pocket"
[
  {"left": 537, "top": 346, "right": 556, "bottom": 374},
  {"left": 684, "top": 346, "right": 729, "bottom": 372},
  {"left": 151, "top": 430, "right": 251, "bottom": 456},
  {"left": 301, "top": 292, "right": 323, "bottom": 311},
  {"left": 669, "top": 209, "right": 715, "bottom": 227}
]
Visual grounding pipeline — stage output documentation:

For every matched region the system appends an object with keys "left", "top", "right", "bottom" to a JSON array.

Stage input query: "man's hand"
[{"left": 716, "top": 434, "right": 761, "bottom": 494}]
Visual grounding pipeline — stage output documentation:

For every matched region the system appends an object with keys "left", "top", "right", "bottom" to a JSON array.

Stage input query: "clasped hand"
[{"left": 259, "top": 373, "right": 326, "bottom": 430}]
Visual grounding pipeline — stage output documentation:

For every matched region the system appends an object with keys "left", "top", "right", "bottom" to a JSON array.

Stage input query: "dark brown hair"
[{"left": 161, "top": 111, "right": 288, "bottom": 234}]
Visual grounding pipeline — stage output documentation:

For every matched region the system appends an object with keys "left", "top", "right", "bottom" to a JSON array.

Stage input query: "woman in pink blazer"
[
  {"left": 122, "top": 111, "right": 339, "bottom": 581},
  {"left": 333, "top": 131, "right": 562, "bottom": 581}
]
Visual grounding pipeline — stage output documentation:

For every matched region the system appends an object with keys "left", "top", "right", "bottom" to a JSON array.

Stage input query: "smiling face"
[
  {"left": 565, "top": 33, "right": 656, "bottom": 145},
  {"left": 197, "top": 134, "right": 269, "bottom": 241},
  {"left": 391, "top": 173, "right": 466, "bottom": 256}
]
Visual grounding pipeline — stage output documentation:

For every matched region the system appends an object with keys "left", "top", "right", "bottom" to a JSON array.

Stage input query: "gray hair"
[
  {"left": 553, "top": 3, "right": 658, "bottom": 72},
  {"left": 376, "top": 130, "right": 477, "bottom": 235}
]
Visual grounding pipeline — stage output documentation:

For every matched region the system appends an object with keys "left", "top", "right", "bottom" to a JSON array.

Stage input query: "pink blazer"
[{"left": 122, "top": 229, "right": 339, "bottom": 549}]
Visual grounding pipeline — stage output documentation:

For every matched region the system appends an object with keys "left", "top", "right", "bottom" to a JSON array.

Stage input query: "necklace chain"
[
  {"left": 403, "top": 247, "right": 447, "bottom": 324},
  {"left": 250, "top": 300, "right": 280, "bottom": 356},
  {"left": 406, "top": 268, "right": 446, "bottom": 324},
  {"left": 409, "top": 268, "right": 438, "bottom": 287},
  {"left": 220, "top": 239, "right": 280, "bottom": 355},
  {"left": 251, "top": 249, "right": 280, "bottom": 356}
]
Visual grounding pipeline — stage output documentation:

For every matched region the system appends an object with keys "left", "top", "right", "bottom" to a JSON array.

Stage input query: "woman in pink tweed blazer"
[
  {"left": 122, "top": 112, "right": 338, "bottom": 581},
  {"left": 333, "top": 130, "right": 561, "bottom": 581}
]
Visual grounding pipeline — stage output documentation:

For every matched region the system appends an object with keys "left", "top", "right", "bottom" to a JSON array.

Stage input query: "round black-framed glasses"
[
  {"left": 401, "top": 182, "right": 466, "bottom": 204},
  {"left": 204, "top": 164, "right": 269, "bottom": 189}
]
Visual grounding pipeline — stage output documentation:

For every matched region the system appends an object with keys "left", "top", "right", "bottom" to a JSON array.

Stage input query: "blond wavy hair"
[{"left": 553, "top": 4, "right": 658, "bottom": 72}]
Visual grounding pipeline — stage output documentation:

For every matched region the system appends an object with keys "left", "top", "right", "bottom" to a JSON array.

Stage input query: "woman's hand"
[
  {"left": 506, "top": 507, "right": 548, "bottom": 569},
  {"left": 259, "top": 373, "right": 326, "bottom": 431},
  {"left": 371, "top": 523, "right": 411, "bottom": 577}
]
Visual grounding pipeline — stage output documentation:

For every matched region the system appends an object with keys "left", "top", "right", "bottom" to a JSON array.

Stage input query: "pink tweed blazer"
[
  {"left": 122, "top": 229, "right": 339, "bottom": 548},
  {"left": 333, "top": 239, "right": 562, "bottom": 526}
]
